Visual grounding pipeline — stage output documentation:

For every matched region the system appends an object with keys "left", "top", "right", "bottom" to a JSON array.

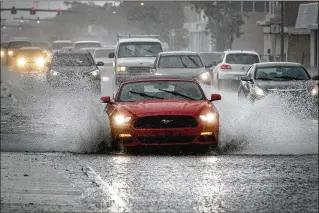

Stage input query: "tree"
[
  {"left": 190, "top": 1, "right": 248, "bottom": 51},
  {"left": 120, "top": 1, "right": 187, "bottom": 49}
]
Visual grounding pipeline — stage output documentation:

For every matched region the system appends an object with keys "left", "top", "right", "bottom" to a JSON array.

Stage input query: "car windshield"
[
  {"left": 255, "top": 66, "right": 310, "bottom": 81},
  {"left": 158, "top": 55, "right": 204, "bottom": 68},
  {"left": 226, "top": 53, "right": 260, "bottom": 64},
  {"left": 74, "top": 43, "right": 102, "bottom": 49},
  {"left": 118, "top": 42, "right": 162, "bottom": 58},
  {"left": 52, "top": 54, "right": 94, "bottom": 66},
  {"left": 52, "top": 42, "right": 73, "bottom": 49},
  {"left": 32, "top": 42, "right": 49, "bottom": 49},
  {"left": 200, "top": 53, "right": 221, "bottom": 65},
  {"left": 8, "top": 41, "right": 32, "bottom": 49},
  {"left": 118, "top": 81, "right": 205, "bottom": 102},
  {"left": 16, "top": 50, "right": 44, "bottom": 58},
  {"left": 94, "top": 49, "right": 114, "bottom": 58}
]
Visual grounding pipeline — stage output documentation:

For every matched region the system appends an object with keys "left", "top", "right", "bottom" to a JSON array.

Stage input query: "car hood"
[
  {"left": 255, "top": 80, "right": 315, "bottom": 91},
  {"left": 52, "top": 65, "right": 97, "bottom": 74},
  {"left": 114, "top": 99, "right": 217, "bottom": 117},
  {"left": 117, "top": 57, "right": 156, "bottom": 67},
  {"left": 156, "top": 67, "right": 207, "bottom": 76}
]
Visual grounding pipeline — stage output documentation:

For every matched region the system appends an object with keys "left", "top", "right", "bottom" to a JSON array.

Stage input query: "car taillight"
[{"left": 220, "top": 64, "right": 232, "bottom": 69}]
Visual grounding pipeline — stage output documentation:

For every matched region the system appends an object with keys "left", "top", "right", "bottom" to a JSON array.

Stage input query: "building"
[{"left": 183, "top": 1, "right": 272, "bottom": 54}]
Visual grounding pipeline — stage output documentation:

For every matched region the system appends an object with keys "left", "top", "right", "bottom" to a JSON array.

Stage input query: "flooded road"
[{"left": 1, "top": 65, "right": 318, "bottom": 212}]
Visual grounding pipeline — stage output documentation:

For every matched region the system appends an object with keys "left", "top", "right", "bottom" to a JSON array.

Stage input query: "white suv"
[{"left": 212, "top": 50, "right": 260, "bottom": 90}]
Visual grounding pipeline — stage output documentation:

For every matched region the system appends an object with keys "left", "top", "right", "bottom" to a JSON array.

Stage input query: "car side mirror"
[
  {"left": 96, "top": 61, "right": 104, "bottom": 66},
  {"left": 108, "top": 52, "right": 115, "bottom": 58},
  {"left": 100, "top": 96, "right": 112, "bottom": 103},
  {"left": 312, "top": 75, "right": 319, "bottom": 81},
  {"left": 241, "top": 76, "right": 252, "bottom": 81},
  {"left": 210, "top": 94, "right": 221, "bottom": 101},
  {"left": 205, "top": 63, "right": 213, "bottom": 68}
]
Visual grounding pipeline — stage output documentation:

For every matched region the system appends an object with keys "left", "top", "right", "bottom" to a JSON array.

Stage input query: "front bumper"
[{"left": 111, "top": 124, "right": 219, "bottom": 147}]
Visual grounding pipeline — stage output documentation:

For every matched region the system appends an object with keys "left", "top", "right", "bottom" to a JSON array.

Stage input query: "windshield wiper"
[
  {"left": 124, "top": 47, "right": 136, "bottom": 55},
  {"left": 274, "top": 76, "right": 303, "bottom": 80},
  {"left": 256, "top": 77, "right": 273, "bottom": 80},
  {"left": 142, "top": 48, "right": 154, "bottom": 54},
  {"left": 158, "top": 89, "right": 195, "bottom": 100},
  {"left": 129, "top": 91, "right": 164, "bottom": 99},
  {"left": 187, "top": 56, "right": 201, "bottom": 68}
]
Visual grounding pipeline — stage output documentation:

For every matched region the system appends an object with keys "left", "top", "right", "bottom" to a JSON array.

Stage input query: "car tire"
[
  {"left": 195, "top": 145, "right": 211, "bottom": 154},
  {"left": 124, "top": 146, "right": 139, "bottom": 154}
]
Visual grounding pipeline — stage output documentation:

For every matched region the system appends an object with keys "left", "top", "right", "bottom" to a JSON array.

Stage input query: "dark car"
[
  {"left": 46, "top": 50, "right": 104, "bottom": 91},
  {"left": 238, "top": 62, "right": 319, "bottom": 118},
  {"left": 6, "top": 40, "right": 32, "bottom": 65},
  {"left": 1, "top": 42, "right": 9, "bottom": 63}
]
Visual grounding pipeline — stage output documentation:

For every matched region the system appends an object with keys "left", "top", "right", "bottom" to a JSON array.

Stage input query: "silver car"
[
  {"left": 153, "top": 51, "right": 213, "bottom": 85},
  {"left": 212, "top": 50, "right": 260, "bottom": 90}
]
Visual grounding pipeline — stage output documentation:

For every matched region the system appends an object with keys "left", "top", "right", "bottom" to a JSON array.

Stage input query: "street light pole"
[{"left": 280, "top": 1, "right": 285, "bottom": 61}]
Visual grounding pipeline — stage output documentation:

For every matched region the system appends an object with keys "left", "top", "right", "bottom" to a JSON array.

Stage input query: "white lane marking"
[{"left": 85, "top": 165, "right": 126, "bottom": 209}]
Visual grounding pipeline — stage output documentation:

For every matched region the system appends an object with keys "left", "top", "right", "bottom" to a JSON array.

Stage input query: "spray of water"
[
  {"left": 211, "top": 88, "right": 318, "bottom": 155},
  {"left": 4, "top": 76, "right": 108, "bottom": 153}
]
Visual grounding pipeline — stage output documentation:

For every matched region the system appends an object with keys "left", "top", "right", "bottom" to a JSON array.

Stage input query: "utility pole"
[{"left": 280, "top": 1, "right": 285, "bottom": 61}]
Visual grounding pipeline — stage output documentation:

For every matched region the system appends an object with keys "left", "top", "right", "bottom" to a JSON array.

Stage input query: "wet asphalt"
[{"left": 1, "top": 65, "right": 318, "bottom": 212}]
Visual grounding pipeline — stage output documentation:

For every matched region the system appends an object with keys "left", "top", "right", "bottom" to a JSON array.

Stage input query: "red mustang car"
[{"left": 100, "top": 76, "right": 222, "bottom": 153}]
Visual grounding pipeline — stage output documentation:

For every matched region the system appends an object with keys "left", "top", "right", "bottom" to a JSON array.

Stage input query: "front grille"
[
  {"left": 138, "top": 136, "right": 195, "bottom": 144},
  {"left": 127, "top": 67, "right": 150, "bottom": 74},
  {"left": 134, "top": 115, "right": 198, "bottom": 129}
]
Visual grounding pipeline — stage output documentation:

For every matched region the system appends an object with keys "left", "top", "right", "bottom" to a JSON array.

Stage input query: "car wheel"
[
  {"left": 195, "top": 145, "right": 211, "bottom": 154},
  {"left": 124, "top": 146, "right": 139, "bottom": 154}
]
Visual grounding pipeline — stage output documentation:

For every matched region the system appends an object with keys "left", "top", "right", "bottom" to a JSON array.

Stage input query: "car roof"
[
  {"left": 118, "top": 38, "right": 161, "bottom": 43},
  {"left": 74, "top": 41, "right": 101, "bottom": 44},
  {"left": 121, "top": 75, "right": 198, "bottom": 84},
  {"left": 53, "top": 40, "right": 72, "bottom": 43},
  {"left": 19, "top": 47, "right": 42, "bottom": 50},
  {"left": 199, "top": 52, "right": 222, "bottom": 54},
  {"left": 159, "top": 51, "right": 198, "bottom": 56},
  {"left": 8, "top": 40, "right": 31, "bottom": 43},
  {"left": 224, "top": 50, "right": 259, "bottom": 55},
  {"left": 54, "top": 49, "right": 89, "bottom": 55},
  {"left": 94, "top": 47, "right": 115, "bottom": 50},
  {"left": 254, "top": 62, "right": 303, "bottom": 67}
]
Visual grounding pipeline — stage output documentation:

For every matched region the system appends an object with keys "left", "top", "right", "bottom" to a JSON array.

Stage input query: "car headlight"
[
  {"left": 251, "top": 86, "right": 265, "bottom": 96},
  {"left": 89, "top": 69, "right": 99, "bottom": 76},
  {"left": 116, "top": 66, "right": 126, "bottom": 72},
  {"left": 1, "top": 50, "right": 4, "bottom": 57},
  {"left": 17, "top": 58, "right": 26, "bottom": 66},
  {"left": 8, "top": 50, "right": 13, "bottom": 56},
  {"left": 50, "top": 70, "right": 60, "bottom": 76},
  {"left": 311, "top": 85, "right": 318, "bottom": 96},
  {"left": 113, "top": 114, "right": 131, "bottom": 125},
  {"left": 36, "top": 57, "right": 45, "bottom": 67},
  {"left": 199, "top": 72, "right": 210, "bottom": 81},
  {"left": 199, "top": 113, "right": 217, "bottom": 123}
]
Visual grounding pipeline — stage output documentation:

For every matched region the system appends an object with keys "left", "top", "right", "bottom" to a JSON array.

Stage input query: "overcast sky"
[{"left": 1, "top": 1, "right": 112, "bottom": 24}]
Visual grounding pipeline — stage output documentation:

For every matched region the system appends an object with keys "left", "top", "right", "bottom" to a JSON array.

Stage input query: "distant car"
[
  {"left": 46, "top": 50, "right": 104, "bottom": 91},
  {"left": 80, "top": 47, "right": 96, "bottom": 55},
  {"left": 212, "top": 50, "right": 261, "bottom": 90},
  {"left": 51, "top": 40, "right": 73, "bottom": 53},
  {"left": 74, "top": 41, "right": 102, "bottom": 49},
  {"left": 92, "top": 47, "right": 115, "bottom": 66},
  {"left": 1, "top": 42, "right": 9, "bottom": 63},
  {"left": 99, "top": 76, "right": 221, "bottom": 153},
  {"left": 6, "top": 40, "right": 32, "bottom": 65},
  {"left": 12, "top": 47, "right": 48, "bottom": 73},
  {"left": 199, "top": 52, "right": 222, "bottom": 70},
  {"left": 153, "top": 51, "right": 213, "bottom": 85},
  {"left": 238, "top": 62, "right": 319, "bottom": 118},
  {"left": 109, "top": 35, "right": 163, "bottom": 84}
]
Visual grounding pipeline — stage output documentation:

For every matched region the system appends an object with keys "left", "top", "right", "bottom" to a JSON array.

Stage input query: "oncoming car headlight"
[
  {"left": 199, "top": 72, "right": 210, "bottom": 81},
  {"left": 8, "top": 50, "right": 13, "bottom": 56},
  {"left": 89, "top": 69, "right": 99, "bottom": 76},
  {"left": 17, "top": 58, "right": 26, "bottom": 66},
  {"left": 113, "top": 114, "right": 131, "bottom": 125},
  {"left": 116, "top": 66, "right": 126, "bottom": 72},
  {"left": 311, "top": 85, "right": 318, "bottom": 96},
  {"left": 199, "top": 113, "right": 217, "bottom": 123},
  {"left": 251, "top": 86, "right": 265, "bottom": 96},
  {"left": 36, "top": 57, "right": 45, "bottom": 67},
  {"left": 1, "top": 50, "right": 4, "bottom": 57}
]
